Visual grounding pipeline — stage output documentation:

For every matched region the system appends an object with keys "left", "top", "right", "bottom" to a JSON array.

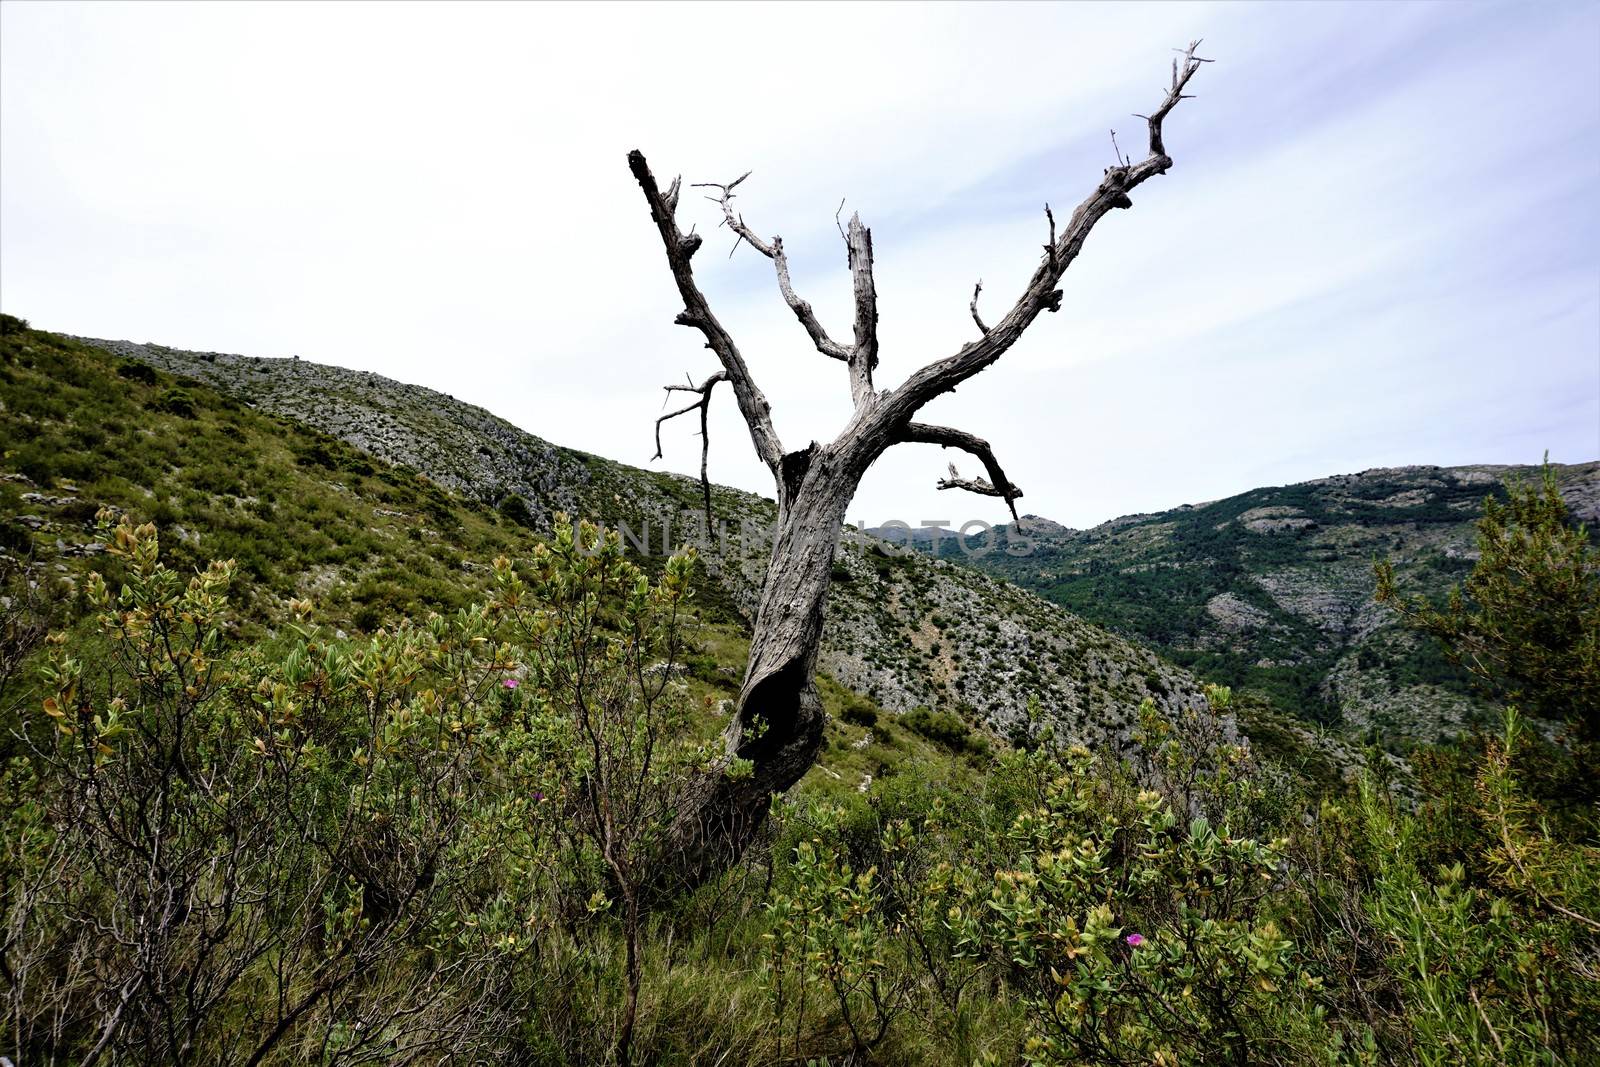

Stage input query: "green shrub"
[
  {"left": 114, "top": 360, "right": 158, "bottom": 385},
  {"left": 1357, "top": 710, "right": 1599, "bottom": 1064},
  {"left": 291, "top": 437, "right": 341, "bottom": 469},
  {"left": 903, "top": 706, "right": 980, "bottom": 754},
  {"left": 840, "top": 694, "right": 878, "bottom": 728},
  {"left": 497, "top": 492, "right": 535, "bottom": 528},
  {"left": 151, "top": 386, "right": 198, "bottom": 418},
  {"left": 2, "top": 516, "right": 706, "bottom": 1065}
]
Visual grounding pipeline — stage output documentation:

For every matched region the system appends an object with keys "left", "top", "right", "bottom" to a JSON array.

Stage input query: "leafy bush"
[
  {"left": 1357, "top": 710, "right": 1600, "bottom": 1064},
  {"left": 115, "top": 359, "right": 158, "bottom": 384},
  {"left": 979, "top": 713, "right": 1318, "bottom": 1065},
  {"left": 498, "top": 492, "right": 536, "bottom": 528},
  {"left": 291, "top": 436, "right": 342, "bottom": 469},
  {"left": 840, "top": 693, "right": 878, "bottom": 728},
  {"left": 151, "top": 386, "right": 198, "bottom": 417},
  {"left": 0, "top": 515, "right": 707, "bottom": 1065},
  {"left": 490, "top": 518, "right": 703, "bottom": 1063},
  {"left": 903, "top": 705, "right": 984, "bottom": 755},
  {"left": 767, "top": 681, "right": 1600, "bottom": 1065},
  {"left": 2, "top": 512, "right": 1596, "bottom": 1066}
]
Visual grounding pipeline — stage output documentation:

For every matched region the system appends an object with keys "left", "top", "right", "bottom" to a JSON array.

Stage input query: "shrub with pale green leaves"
[
  {"left": 974, "top": 693, "right": 1334, "bottom": 1067},
  {"left": 3, "top": 514, "right": 1597, "bottom": 1066},
  {"left": 1, "top": 515, "right": 711, "bottom": 1065}
]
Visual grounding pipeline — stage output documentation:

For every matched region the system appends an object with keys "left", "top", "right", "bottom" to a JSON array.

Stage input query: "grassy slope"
[
  {"left": 0, "top": 325, "right": 991, "bottom": 796},
  {"left": 2, "top": 329, "right": 537, "bottom": 630}
]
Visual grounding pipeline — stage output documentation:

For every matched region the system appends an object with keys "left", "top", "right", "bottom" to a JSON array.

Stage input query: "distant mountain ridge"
[{"left": 930, "top": 461, "right": 1599, "bottom": 744}]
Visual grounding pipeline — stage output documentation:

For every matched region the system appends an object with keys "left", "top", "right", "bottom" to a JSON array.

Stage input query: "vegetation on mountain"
[
  {"left": 1377, "top": 462, "right": 1600, "bottom": 830},
  {"left": 4, "top": 508, "right": 1594, "bottom": 1065},
  {"left": 3, "top": 308, "right": 1593, "bottom": 1065},
  {"left": 67, "top": 330, "right": 1216, "bottom": 755},
  {"left": 952, "top": 462, "right": 1598, "bottom": 749},
  {"left": 1376, "top": 462, "right": 1599, "bottom": 737},
  {"left": 2, "top": 326, "right": 540, "bottom": 631}
]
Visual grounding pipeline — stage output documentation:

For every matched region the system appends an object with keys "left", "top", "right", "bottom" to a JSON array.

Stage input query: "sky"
[{"left": 2, "top": 0, "right": 1597, "bottom": 530}]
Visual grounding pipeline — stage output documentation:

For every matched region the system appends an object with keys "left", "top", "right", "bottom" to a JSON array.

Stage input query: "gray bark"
[
  {"left": 902, "top": 422, "right": 1025, "bottom": 525},
  {"left": 628, "top": 41, "right": 1210, "bottom": 889}
]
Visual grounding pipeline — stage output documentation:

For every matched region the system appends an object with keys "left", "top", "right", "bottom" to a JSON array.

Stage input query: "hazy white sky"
[{"left": 3, "top": 1, "right": 1597, "bottom": 528}]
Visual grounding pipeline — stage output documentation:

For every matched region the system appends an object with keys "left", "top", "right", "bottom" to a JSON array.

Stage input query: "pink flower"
[
  {"left": 1125, "top": 933, "right": 1145, "bottom": 947},
  {"left": 503, "top": 678, "right": 519, "bottom": 689}
]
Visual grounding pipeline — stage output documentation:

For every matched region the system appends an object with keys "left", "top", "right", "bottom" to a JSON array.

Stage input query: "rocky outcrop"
[{"left": 1204, "top": 592, "right": 1273, "bottom": 633}]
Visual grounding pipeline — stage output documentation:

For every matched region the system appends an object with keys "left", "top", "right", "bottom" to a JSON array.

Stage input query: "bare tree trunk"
[
  {"left": 632, "top": 41, "right": 1212, "bottom": 890},
  {"left": 662, "top": 443, "right": 868, "bottom": 887}
]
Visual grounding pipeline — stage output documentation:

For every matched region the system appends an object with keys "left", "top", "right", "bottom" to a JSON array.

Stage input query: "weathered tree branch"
[
  {"left": 845, "top": 213, "right": 879, "bottom": 408},
  {"left": 870, "top": 40, "right": 1209, "bottom": 431},
  {"left": 628, "top": 151, "right": 785, "bottom": 473},
  {"left": 652, "top": 371, "right": 728, "bottom": 531},
  {"left": 897, "top": 421, "right": 1024, "bottom": 524},
  {"left": 695, "top": 175, "right": 852, "bottom": 363},
  {"left": 692, "top": 172, "right": 880, "bottom": 408},
  {"left": 1109, "top": 129, "right": 1128, "bottom": 168},
  {"left": 1138, "top": 44, "right": 1213, "bottom": 157},
  {"left": 1042, "top": 203, "right": 1058, "bottom": 271},
  {"left": 969, "top": 280, "right": 989, "bottom": 336}
]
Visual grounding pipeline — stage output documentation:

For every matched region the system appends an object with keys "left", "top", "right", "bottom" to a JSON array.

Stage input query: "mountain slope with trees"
[{"left": 934, "top": 462, "right": 1599, "bottom": 746}]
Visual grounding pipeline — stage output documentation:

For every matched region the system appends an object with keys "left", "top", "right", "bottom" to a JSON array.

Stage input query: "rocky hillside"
[
  {"left": 62, "top": 335, "right": 1213, "bottom": 748},
  {"left": 923, "top": 463, "right": 1599, "bottom": 745},
  {"left": 1, "top": 324, "right": 1098, "bottom": 815}
]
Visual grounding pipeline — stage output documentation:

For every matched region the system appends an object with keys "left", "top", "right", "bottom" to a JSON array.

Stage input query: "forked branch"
[
  {"left": 695, "top": 174, "right": 853, "bottom": 363},
  {"left": 652, "top": 371, "right": 729, "bottom": 531},
  {"left": 1136, "top": 42, "right": 1213, "bottom": 157},
  {"left": 873, "top": 40, "right": 1210, "bottom": 430},
  {"left": 897, "top": 422, "right": 1024, "bottom": 524},
  {"left": 633, "top": 39, "right": 1208, "bottom": 517},
  {"left": 629, "top": 151, "right": 784, "bottom": 473}
]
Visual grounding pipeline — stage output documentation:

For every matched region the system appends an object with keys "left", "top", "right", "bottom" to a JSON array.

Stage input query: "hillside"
[
  {"left": 3, "top": 332, "right": 546, "bottom": 633},
  {"left": 17, "top": 324, "right": 1595, "bottom": 1066},
  {"left": 7, "top": 329, "right": 1232, "bottom": 755},
  {"left": 918, "top": 462, "right": 1599, "bottom": 745}
]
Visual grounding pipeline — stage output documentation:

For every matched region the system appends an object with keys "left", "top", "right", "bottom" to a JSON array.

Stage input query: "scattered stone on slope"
[{"left": 1205, "top": 592, "right": 1272, "bottom": 633}]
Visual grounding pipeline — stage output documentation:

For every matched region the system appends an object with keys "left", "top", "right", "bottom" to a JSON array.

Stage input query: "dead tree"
[{"left": 633, "top": 42, "right": 1210, "bottom": 887}]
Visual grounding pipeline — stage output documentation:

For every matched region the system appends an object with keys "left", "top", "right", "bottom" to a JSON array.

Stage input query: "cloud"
[{"left": 3, "top": 1, "right": 1595, "bottom": 529}]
